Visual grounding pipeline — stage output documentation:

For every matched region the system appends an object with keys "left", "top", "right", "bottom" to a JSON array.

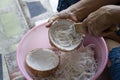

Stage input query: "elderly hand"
[
  {"left": 83, "top": 5, "right": 120, "bottom": 37},
  {"left": 46, "top": 10, "right": 78, "bottom": 27}
]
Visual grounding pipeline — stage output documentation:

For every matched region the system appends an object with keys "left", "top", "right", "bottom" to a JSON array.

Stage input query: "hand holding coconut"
[
  {"left": 46, "top": 10, "right": 78, "bottom": 28},
  {"left": 82, "top": 5, "right": 120, "bottom": 37}
]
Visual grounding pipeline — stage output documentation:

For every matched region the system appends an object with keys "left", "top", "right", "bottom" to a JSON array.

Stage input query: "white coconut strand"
[{"left": 34, "top": 45, "right": 97, "bottom": 80}]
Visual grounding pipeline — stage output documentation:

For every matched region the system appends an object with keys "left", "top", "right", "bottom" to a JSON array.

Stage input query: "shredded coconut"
[{"left": 33, "top": 44, "right": 98, "bottom": 80}]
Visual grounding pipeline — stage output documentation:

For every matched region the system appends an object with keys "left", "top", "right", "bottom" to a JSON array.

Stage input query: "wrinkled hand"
[
  {"left": 46, "top": 10, "right": 78, "bottom": 27},
  {"left": 83, "top": 5, "right": 117, "bottom": 37}
]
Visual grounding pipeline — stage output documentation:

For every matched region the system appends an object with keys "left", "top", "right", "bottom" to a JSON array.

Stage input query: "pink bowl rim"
[
  {"left": 16, "top": 22, "right": 108, "bottom": 80},
  {"left": 16, "top": 22, "right": 47, "bottom": 80},
  {"left": 92, "top": 38, "right": 108, "bottom": 80}
]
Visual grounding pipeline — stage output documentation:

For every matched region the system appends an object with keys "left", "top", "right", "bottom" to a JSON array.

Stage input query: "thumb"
[{"left": 46, "top": 16, "right": 59, "bottom": 28}]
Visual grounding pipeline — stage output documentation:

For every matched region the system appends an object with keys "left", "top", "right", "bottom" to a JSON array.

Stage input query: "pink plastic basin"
[{"left": 17, "top": 22, "right": 108, "bottom": 80}]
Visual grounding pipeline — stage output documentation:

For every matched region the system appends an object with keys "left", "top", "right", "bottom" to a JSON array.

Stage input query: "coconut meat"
[
  {"left": 26, "top": 49, "right": 59, "bottom": 71},
  {"left": 49, "top": 22, "right": 83, "bottom": 51}
]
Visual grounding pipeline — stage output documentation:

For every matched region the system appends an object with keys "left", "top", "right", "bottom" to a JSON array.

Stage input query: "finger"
[
  {"left": 85, "top": 18, "right": 98, "bottom": 36},
  {"left": 46, "top": 19, "right": 54, "bottom": 28},
  {"left": 88, "top": 25, "right": 101, "bottom": 36},
  {"left": 59, "top": 10, "right": 78, "bottom": 22},
  {"left": 69, "top": 13, "right": 78, "bottom": 22},
  {"left": 46, "top": 16, "right": 59, "bottom": 28},
  {"left": 82, "top": 18, "right": 87, "bottom": 26},
  {"left": 86, "top": 20, "right": 100, "bottom": 36}
]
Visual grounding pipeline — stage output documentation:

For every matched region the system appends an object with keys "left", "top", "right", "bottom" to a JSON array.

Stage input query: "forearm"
[
  {"left": 66, "top": 0, "right": 120, "bottom": 21},
  {"left": 109, "top": 6, "right": 120, "bottom": 24}
]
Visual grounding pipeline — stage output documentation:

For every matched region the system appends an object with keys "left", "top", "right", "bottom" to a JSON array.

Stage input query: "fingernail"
[{"left": 45, "top": 23, "right": 50, "bottom": 28}]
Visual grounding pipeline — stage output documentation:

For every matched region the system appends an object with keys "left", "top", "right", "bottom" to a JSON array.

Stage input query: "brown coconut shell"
[{"left": 25, "top": 48, "right": 60, "bottom": 78}]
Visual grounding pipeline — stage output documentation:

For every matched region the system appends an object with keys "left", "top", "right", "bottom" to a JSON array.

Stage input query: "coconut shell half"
[
  {"left": 48, "top": 19, "right": 84, "bottom": 51},
  {"left": 25, "top": 48, "right": 59, "bottom": 78}
]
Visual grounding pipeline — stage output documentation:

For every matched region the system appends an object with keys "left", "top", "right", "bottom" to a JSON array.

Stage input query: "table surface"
[{"left": 0, "top": 0, "right": 53, "bottom": 80}]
